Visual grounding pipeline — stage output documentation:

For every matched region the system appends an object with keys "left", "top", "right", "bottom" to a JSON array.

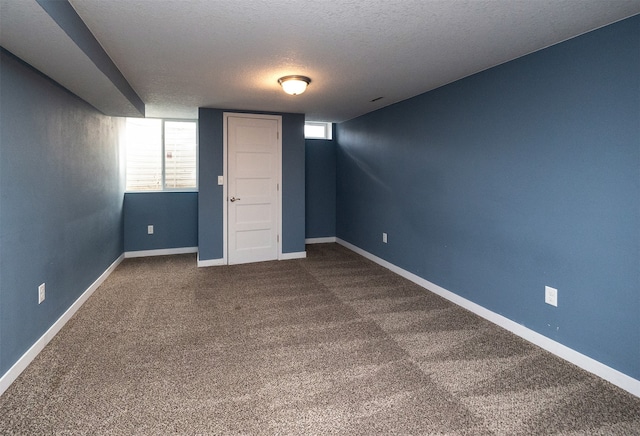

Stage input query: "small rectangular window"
[
  {"left": 164, "top": 121, "right": 197, "bottom": 189},
  {"left": 126, "top": 118, "right": 162, "bottom": 191},
  {"left": 305, "top": 121, "right": 332, "bottom": 140},
  {"left": 125, "top": 118, "right": 197, "bottom": 192}
]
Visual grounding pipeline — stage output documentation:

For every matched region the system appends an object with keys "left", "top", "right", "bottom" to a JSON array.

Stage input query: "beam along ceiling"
[{"left": 2, "top": 0, "right": 639, "bottom": 122}]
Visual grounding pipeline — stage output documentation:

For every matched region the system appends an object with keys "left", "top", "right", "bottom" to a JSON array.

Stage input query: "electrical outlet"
[
  {"left": 38, "top": 283, "right": 45, "bottom": 304},
  {"left": 147, "top": 225, "right": 154, "bottom": 235},
  {"left": 545, "top": 286, "right": 558, "bottom": 307},
  {"left": 382, "top": 232, "right": 388, "bottom": 243},
  {"left": 217, "top": 175, "right": 224, "bottom": 185}
]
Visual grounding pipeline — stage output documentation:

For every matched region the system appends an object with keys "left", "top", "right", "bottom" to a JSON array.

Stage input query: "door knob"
[{"left": 230, "top": 197, "right": 240, "bottom": 202}]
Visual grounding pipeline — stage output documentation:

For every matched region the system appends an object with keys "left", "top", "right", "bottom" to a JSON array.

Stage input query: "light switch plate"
[
  {"left": 545, "top": 286, "right": 558, "bottom": 307},
  {"left": 38, "top": 283, "right": 45, "bottom": 304}
]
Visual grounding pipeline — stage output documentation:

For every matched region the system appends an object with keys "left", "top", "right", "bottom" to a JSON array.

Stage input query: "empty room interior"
[{"left": 1, "top": 0, "right": 639, "bottom": 433}]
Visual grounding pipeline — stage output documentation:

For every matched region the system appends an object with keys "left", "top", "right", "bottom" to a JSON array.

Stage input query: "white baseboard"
[
  {"left": 280, "top": 251, "right": 307, "bottom": 260},
  {"left": 125, "top": 246, "right": 198, "bottom": 258},
  {"left": 336, "top": 238, "right": 640, "bottom": 398},
  {"left": 305, "top": 237, "right": 337, "bottom": 244},
  {"left": 197, "top": 254, "right": 225, "bottom": 267},
  {"left": 0, "top": 253, "right": 124, "bottom": 397},
  {"left": 197, "top": 251, "right": 306, "bottom": 266}
]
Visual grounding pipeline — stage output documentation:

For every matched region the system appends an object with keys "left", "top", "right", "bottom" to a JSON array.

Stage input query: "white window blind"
[
  {"left": 164, "top": 121, "right": 197, "bottom": 189},
  {"left": 126, "top": 118, "right": 162, "bottom": 191},
  {"left": 125, "top": 118, "right": 197, "bottom": 192}
]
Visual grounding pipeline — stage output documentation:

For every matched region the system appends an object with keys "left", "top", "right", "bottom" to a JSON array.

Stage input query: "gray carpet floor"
[{"left": 1, "top": 243, "right": 639, "bottom": 435}]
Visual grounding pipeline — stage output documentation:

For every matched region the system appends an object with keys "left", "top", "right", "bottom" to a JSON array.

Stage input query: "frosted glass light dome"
[{"left": 278, "top": 75, "right": 311, "bottom": 95}]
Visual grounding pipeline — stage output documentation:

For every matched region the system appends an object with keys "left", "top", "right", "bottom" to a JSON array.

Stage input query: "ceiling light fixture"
[{"left": 278, "top": 75, "right": 311, "bottom": 95}]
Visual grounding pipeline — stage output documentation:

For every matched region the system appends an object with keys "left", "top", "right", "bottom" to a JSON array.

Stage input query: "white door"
[{"left": 226, "top": 115, "right": 281, "bottom": 265}]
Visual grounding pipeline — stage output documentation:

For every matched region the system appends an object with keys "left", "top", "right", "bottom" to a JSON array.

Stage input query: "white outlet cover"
[
  {"left": 382, "top": 233, "right": 388, "bottom": 243},
  {"left": 545, "top": 286, "right": 558, "bottom": 307},
  {"left": 148, "top": 225, "right": 154, "bottom": 234},
  {"left": 218, "top": 175, "right": 224, "bottom": 185}
]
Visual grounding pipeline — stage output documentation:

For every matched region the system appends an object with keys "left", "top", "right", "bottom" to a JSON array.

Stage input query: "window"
[
  {"left": 304, "top": 121, "right": 332, "bottom": 140},
  {"left": 164, "top": 121, "right": 197, "bottom": 189},
  {"left": 126, "top": 118, "right": 197, "bottom": 191}
]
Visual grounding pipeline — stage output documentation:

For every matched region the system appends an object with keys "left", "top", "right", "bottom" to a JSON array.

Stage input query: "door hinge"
[
  {"left": 277, "top": 234, "right": 280, "bottom": 243},
  {"left": 277, "top": 131, "right": 280, "bottom": 140},
  {"left": 277, "top": 183, "right": 279, "bottom": 191}
]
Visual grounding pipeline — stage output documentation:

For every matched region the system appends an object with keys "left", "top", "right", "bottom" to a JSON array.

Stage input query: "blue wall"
[
  {"left": 336, "top": 16, "right": 639, "bottom": 379},
  {"left": 0, "top": 50, "right": 125, "bottom": 375},
  {"left": 197, "top": 108, "right": 224, "bottom": 261},
  {"left": 124, "top": 192, "right": 198, "bottom": 252},
  {"left": 198, "top": 109, "right": 306, "bottom": 261},
  {"left": 281, "top": 113, "right": 306, "bottom": 252},
  {"left": 305, "top": 138, "right": 336, "bottom": 238}
]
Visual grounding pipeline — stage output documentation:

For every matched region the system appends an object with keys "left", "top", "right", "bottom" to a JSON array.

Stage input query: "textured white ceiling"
[{"left": 3, "top": 1, "right": 640, "bottom": 121}]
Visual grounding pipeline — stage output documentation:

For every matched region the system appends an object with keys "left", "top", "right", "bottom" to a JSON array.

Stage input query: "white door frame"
[{"left": 222, "top": 112, "right": 282, "bottom": 265}]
